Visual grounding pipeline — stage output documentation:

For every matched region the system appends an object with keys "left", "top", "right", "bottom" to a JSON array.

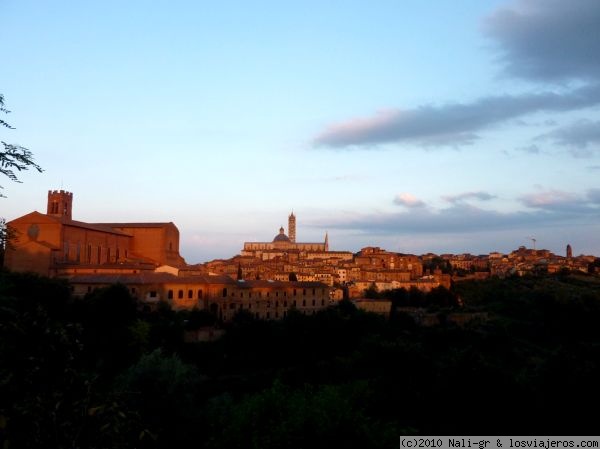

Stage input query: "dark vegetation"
[{"left": 2, "top": 269, "right": 600, "bottom": 447}]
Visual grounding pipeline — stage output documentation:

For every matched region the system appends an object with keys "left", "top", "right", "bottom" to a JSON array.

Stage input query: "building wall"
[
  {"left": 62, "top": 226, "right": 131, "bottom": 264},
  {"left": 109, "top": 224, "right": 184, "bottom": 267},
  {"left": 69, "top": 275, "right": 331, "bottom": 322}
]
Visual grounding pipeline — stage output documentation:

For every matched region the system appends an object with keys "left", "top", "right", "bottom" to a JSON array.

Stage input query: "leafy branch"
[{"left": 0, "top": 93, "right": 43, "bottom": 197}]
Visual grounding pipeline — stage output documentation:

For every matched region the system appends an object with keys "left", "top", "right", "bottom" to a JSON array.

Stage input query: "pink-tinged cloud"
[
  {"left": 520, "top": 190, "right": 579, "bottom": 208},
  {"left": 393, "top": 193, "right": 426, "bottom": 208},
  {"left": 312, "top": 84, "right": 600, "bottom": 149}
]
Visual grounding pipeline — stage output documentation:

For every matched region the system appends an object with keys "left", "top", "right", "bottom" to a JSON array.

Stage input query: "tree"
[{"left": 1, "top": 93, "right": 42, "bottom": 197}]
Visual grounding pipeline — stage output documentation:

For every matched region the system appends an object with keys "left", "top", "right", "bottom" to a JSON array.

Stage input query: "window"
[
  {"left": 249, "top": 292, "right": 252, "bottom": 298},
  {"left": 321, "top": 299, "right": 325, "bottom": 306},
  {"left": 106, "top": 247, "right": 111, "bottom": 263},
  {"left": 149, "top": 291, "right": 157, "bottom": 298},
  {"left": 230, "top": 303, "right": 236, "bottom": 310},
  {"left": 312, "top": 300, "right": 315, "bottom": 306},
  {"left": 275, "top": 301, "right": 278, "bottom": 307},
  {"left": 275, "top": 291, "right": 279, "bottom": 297},
  {"left": 168, "top": 290, "right": 173, "bottom": 299},
  {"left": 222, "top": 288, "right": 228, "bottom": 297},
  {"left": 131, "top": 287, "right": 136, "bottom": 294},
  {"left": 178, "top": 290, "right": 184, "bottom": 299},
  {"left": 302, "top": 300, "right": 306, "bottom": 306},
  {"left": 240, "top": 292, "right": 244, "bottom": 298},
  {"left": 188, "top": 289, "right": 193, "bottom": 299},
  {"left": 293, "top": 289, "right": 297, "bottom": 296},
  {"left": 97, "top": 246, "right": 101, "bottom": 264},
  {"left": 198, "top": 289, "right": 203, "bottom": 299},
  {"left": 87, "top": 244, "right": 92, "bottom": 263},
  {"left": 303, "top": 288, "right": 306, "bottom": 295},
  {"left": 116, "top": 248, "right": 120, "bottom": 261},
  {"left": 312, "top": 288, "right": 316, "bottom": 295},
  {"left": 284, "top": 300, "right": 287, "bottom": 307},
  {"left": 293, "top": 300, "right": 297, "bottom": 307}
]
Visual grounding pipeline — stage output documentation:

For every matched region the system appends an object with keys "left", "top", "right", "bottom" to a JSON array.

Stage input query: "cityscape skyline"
[{"left": 2, "top": 0, "right": 599, "bottom": 262}]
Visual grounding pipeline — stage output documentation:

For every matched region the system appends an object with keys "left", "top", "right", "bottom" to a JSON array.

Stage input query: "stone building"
[{"left": 68, "top": 272, "right": 330, "bottom": 321}]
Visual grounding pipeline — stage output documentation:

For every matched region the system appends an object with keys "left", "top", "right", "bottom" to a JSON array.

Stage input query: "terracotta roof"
[
  {"left": 62, "top": 219, "right": 133, "bottom": 236},
  {"left": 65, "top": 272, "right": 237, "bottom": 285},
  {"left": 96, "top": 222, "right": 174, "bottom": 228}
]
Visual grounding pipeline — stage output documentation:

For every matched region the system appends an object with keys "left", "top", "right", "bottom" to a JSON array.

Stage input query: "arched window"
[
  {"left": 197, "top": 289, "right": 203, "bottom": 299},
  {"left": 178, "top": 290, "right": 184, "bottom": 299},
  {"left": 222, "top": 288, "right": 228, "bottom": 297},
  {"left": 168, "top": 290, "right": 173, "bottom": 299}
]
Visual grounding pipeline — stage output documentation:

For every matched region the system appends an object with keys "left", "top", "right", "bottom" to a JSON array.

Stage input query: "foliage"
[
  {"left": 2, "top": 270, "right": 600, "bottom": 447},
  {"left": 0, "top": 94, "right": 42, "bottom": 197}
]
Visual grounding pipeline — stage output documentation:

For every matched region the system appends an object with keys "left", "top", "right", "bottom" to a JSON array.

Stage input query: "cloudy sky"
[{"left": 1, "top": 0, "right": 599, "bottom": 262}]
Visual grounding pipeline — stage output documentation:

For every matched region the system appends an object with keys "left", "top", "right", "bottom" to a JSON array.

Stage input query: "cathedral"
[{"left": 241, "top": 212, "right": 329, "bottom": 260}]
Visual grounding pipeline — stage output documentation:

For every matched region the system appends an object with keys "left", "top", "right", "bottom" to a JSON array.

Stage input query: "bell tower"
[
  {"left": 288, "top": 211, "right": 296, "bottom": 243},
  {"left": 47, "top": 190, "right": 73, "bottom": 220}
]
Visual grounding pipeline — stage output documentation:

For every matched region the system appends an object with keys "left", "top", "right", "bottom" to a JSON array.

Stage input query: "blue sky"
[{"left": 2, "top": 0, "right": 599, "bottom": 262}]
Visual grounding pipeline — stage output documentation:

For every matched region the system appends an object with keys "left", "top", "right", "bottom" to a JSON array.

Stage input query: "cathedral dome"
[{"left": 273, "top": 226, "right": 291, "bottom": 242}]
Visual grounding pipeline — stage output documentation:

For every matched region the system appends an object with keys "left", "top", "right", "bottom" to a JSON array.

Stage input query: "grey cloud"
[
  {"left": 314, "top": 189, "right": 600, "bottom": 236},
  {"left": 313, "top": 84, "right": 600, "bottom": 148},
  {"left": 517, "top": 144, "right": 541, "bottom": 154},
  {"left": 537, "top": 120, "right": 600, "bottom": 154},
  {"left": 519, "top": 189, "right": 600, "bottom": 215},
  {"left": 316, "top": 203, "right": 597, "bottom": 236},
  {"left": 485, "top": 0, "right": 600, "bottom": 82},
  {"left": 588, "top": 189, "right": 600, "bottom": 204},
  {"left": 443, "top": 191, "right": 497, "bottom": 203}
]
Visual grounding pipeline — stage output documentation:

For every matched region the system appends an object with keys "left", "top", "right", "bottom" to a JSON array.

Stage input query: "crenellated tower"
[
  {"left": 47, "top": 190, "right": 73, "bottom": 220},
  {"left": 288, "top": 212, "right": 296, "bottom": 243},
  {"left": 324, "top": 231, "right": 329, "bottom": 252}
]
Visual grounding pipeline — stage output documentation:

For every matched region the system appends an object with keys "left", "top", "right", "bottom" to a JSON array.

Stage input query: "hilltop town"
[{"left": 3, "top": 190, "right": 599, "bottom": 320}]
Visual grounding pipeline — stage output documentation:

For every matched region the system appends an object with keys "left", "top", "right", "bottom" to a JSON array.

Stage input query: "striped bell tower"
[{"left": 288, "top": 212, "right": 296, "bottom": 243}]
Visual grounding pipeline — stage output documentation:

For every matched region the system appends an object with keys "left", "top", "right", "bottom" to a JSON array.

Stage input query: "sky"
[{"left": 1, "top": 0, "right": 599, "bottom": 263}]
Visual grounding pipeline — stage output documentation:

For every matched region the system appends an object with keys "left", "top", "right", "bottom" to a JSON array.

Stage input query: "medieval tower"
[
  {"left": 47, "top": 190, "right": 73, "bottom": 220},
  {"left": 288, "top": 212, "right": 296, "bottom": 243}
]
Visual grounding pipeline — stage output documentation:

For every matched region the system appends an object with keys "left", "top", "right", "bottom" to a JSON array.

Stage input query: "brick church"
[{"left": 4, "top": 190, "right": 186, "bottom": 276}]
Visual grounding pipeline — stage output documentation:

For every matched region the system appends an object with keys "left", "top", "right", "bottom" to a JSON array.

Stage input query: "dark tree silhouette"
[{"left": 0, "top": 94, "right": 42, "bottom": 197}]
